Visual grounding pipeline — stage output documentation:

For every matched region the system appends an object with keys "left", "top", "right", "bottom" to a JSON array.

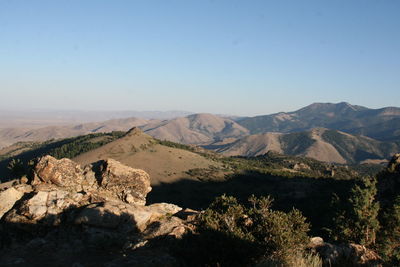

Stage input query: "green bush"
[{"left": 178, "top": 195, "right": 310, "bottom": 266}]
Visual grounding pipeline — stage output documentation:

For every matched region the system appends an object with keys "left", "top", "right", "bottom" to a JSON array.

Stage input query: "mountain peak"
[
  {"left": 297, "top": 102, "right": 366, "bottom": 114},
  {"left": 125, "top": 127, "right": 144, "bottom": 136}
]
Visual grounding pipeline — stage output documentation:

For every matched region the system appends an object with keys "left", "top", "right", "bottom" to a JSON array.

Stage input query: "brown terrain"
[
  {"left": 0, "top": 117, "right": 152, "bottom": 149},
  {"left": 215, "top": 128, "right": 399, "bottom": 164},
  {"left": 1, "top": 103, "right": 399, "bottom": 165},
  {"left": 141, "top": 113, "right": 249, "bottom": 145},
  {"left": 73, "top": 127, "right": 224, "bottom": 185}
]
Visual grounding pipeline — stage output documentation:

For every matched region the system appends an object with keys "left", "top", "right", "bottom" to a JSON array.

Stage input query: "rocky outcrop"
[
  {"left": 0, "top": 186, "right": 26, "bottom": 219},
  {"left": 96, "top": 158, "right": 152, "bottom": 205},
  {"left": 309, "top": 237, "right": 382, "bottom": 266},
  {"left": 74, "top": 201, "right": 181, "bottom": 232},
  {"left": 0, "top": 155, "right": 194, "bottom": 266},
  {"left": 30, "top": 155, "right": 151, "bottom": 205},
  {"left": 32, "top": 155, "right": 94, "bottom": 191}
]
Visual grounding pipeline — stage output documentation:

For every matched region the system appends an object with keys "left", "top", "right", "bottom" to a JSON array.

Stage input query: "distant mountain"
[
  {"left": 1, "top": 102, "right": 399, "bottom": 164},
  {"left": 213, "top": 128, "right": 399, "bottom": 164},
  {"left": 141, "top": 113, "right": 249, "bottom": 145},
  {"left": 0, "top": 109, "right": 192, "bottom": 128},
  {"left": 237, "top": 102, "right": 400, "bottom": 141},
  {"left": 0, "top": 117, "right": 152, "bottom": 149}
]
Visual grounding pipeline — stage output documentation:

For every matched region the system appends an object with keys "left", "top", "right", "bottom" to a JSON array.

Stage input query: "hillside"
[
  {"left": 215, "top": 128, "right": 399, "bottom": 164},
  {"left": 0, "top": 117, "right": 152, "bottom": 149},
  {"left": 73, "top": 127, "right": 225, "bottom": 185},
  {"left": 141, "top": 113, "right": 249, "bottom": 145},
  {"left": 1, "top": 102, "right": 399, "bottom": 152},
  {"left": 237, "top": 102, "right": 400, "bottom": 141}
]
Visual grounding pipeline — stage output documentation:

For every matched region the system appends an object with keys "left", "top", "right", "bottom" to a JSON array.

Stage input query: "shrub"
[
  {"left": 7, "top": 158, "right": 25, "bottom": 178},
  {"left": 179, "top": 194, "right": 310, "bottom": 266}
]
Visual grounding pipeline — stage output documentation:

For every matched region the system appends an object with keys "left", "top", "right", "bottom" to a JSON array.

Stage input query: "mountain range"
[
  {"left": 0, "top": 102, "right": 399, "bottom": 164},
  {"left": 237, "top": 102, "right": 400, "bottom": 141},
  {"left": 211, "top": 128, "right": 399, "bottom": 164},
  {"left": 0, "top": 117, "right": 153, "bottom": 149}
]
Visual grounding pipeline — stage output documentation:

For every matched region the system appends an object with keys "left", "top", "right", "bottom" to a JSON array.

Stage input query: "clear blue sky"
[{"left": 0, "top": 0, "right": 399, "bottom": 116}]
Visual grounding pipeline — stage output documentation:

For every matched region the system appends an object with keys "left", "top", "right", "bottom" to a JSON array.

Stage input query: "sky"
[{"left": 0, "top": 0, "right": 399, "bottom": 116}]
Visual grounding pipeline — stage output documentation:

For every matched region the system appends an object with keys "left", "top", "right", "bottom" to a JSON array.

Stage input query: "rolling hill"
[
  {"left": 141, "top": 113, "right": 249, "bottom": 145},
  {"left": 0, "top": 117, "right": 152, "bottom": 149},
  {"left": 214, "top": 128, "right": 399, "bottom": 164},
  {"left": 0, "top": 102, "right": 398, "bottom": 165},
  {"left": 73, "top": 127, "right": 225, "bottom": 185}
]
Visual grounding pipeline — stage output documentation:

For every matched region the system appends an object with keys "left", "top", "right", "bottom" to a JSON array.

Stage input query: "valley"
[
  {"left": 0, "top": 103, "right": 398, "bottom": 266},
  {"left": 1, "top": 102, "right": 399, "bottom": 165}
]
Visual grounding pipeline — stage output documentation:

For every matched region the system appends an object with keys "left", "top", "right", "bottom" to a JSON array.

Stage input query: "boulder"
[
  {"left": 4, "top": 188, "right": 90, "bottom": 227},
  {"left": 74, "top": 201, "right": 181, "bottom": 232},
  {"left": 0, "top": 187, "right": 24, "bottom": 219},
  {"left": 33, "top": 155, "right": 96, "bottom": 191},
  {"left": 97, "top": 159, "right": 152, "bottom": 205},
  {"left": 0, "top": 154, "right": 188, "bottom": 266},
  {"left": 143, "top": 216, "right": 186, "bottom": 239}
]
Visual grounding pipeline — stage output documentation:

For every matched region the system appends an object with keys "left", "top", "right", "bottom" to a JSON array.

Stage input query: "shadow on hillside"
[{"left": 147, "top": 170, "right": 355, "bottom": 236}]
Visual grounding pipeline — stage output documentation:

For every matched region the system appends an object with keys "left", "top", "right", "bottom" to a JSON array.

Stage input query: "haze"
[{"left": 1, "top": 0, "right": 399, "bottom": 116}]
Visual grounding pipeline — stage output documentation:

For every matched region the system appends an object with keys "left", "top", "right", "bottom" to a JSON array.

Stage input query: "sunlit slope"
[
  {"left": 142, "top": 113, "right": 249, "bottom": 145},
  {"left": 216, "top": 128, "right": 399, "bottom": 164},
  {"left": 73, "top": 128, "right": 223, "bottom": 185},
  {"left": 0, "top": 117, "right": 151, "bottom": 149}
]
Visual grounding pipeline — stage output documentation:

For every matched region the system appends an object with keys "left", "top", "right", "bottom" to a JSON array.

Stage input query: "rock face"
[
  {"left": 33, "top": 155, "right": 90, "bottom": 190},
  {"left": 0, "top": 187, "right": 25, "bottom": 219},
  {"left": 0, "top": 155, "right": 193, "bottom": 266},
  {"left": 31, "top": 155, "right": 151, "bottom": 205},
  {"left": 97, "top": 158, "right": 152, "bottom": 205}
]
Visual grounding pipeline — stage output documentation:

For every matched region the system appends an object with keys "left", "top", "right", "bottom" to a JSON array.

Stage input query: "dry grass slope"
[{"left": 73, "top": 128, "right": 223, "bottom": 185}]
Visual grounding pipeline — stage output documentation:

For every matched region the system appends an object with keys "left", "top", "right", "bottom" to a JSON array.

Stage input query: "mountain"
[
  {"left": 73, "top": 127, "right": 224, "bottom": 185},
  {"left": 141, "top": 113, "right": 249, "bottom": 145},
  {"left": 214, "top": 128, "right": 399, "bottom": 164},
  {"left": 0, "top": 117, "right": 152, "bottom": 149},
  {"left": 0, "top": 113, "right": 248, "bottom": 150},
  {"left": 237, "top": 102, "right": 400, "bottom": 141},
  {"left": 1, "top": 103, "right": 399, "bottom": 163}
]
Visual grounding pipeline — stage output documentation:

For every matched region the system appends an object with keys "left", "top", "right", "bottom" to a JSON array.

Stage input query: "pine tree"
[
  {"left": 349, "top": 177, "right": 380, "bottom": 246},
  {"left": 331, "top": 177, "right": 380, "bottom": 247},
  {"left": 378, "top": 195, "right": 400, "bottom": 264}
]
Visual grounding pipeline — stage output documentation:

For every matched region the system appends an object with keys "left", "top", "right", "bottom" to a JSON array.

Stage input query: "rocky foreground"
[
  {"left": 0, "top": 155, "right": 389, "bottom": 266},
  {"left": 0, "top": 156, "right": 197, "bottom": 266}
]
